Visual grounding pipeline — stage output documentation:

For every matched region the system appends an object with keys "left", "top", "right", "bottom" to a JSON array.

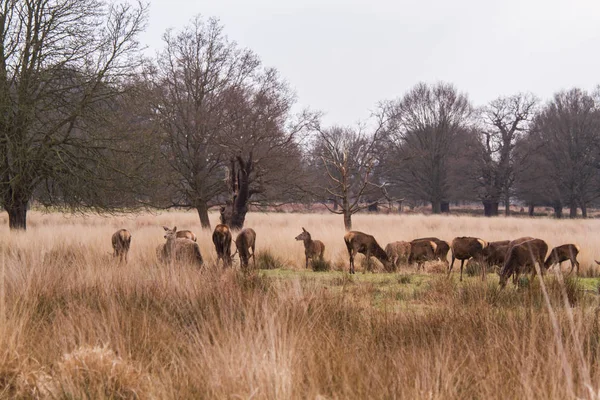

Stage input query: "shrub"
[
  {"left": 311, "top": 258, "right": 332, "bottom": 272},
  {"left": 256, "top": 250, "right": 285, "bottom": 270}
]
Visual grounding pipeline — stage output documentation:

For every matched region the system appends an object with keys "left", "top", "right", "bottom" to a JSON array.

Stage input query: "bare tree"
[
  {"left": 148, "top": 17, "right": 259, "bottom": 229},
  {"left": 0, "top": 0, "right": 148, "bottom": 229},
  {"left": 475, "top": 93, "right": 537, "bottom": 216},
  {"left": 384, "top": 82, "right": 474, "bottom": 213},
  {"left": 309, "top": 113, "right": 388, "bottom": 231},
  {"left": 218, "top": 69, "right": 315, "bottom": 230},
  {"left": 530, "top": 88, "right": 600, "bottom": 218}
]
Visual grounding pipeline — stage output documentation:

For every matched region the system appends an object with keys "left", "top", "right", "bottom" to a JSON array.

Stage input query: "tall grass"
[{"left": 0, "top": 211, "right": 599, "bottom": 398}]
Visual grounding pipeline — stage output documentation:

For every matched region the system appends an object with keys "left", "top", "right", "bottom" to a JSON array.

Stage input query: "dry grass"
[{"left": 0, "top": 210, "right": 600, "bottom": 398}]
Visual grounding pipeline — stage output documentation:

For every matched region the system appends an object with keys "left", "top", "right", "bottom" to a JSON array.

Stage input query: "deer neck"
[{"left": 303, "top": 237, "right": 313, "bottom": 249}]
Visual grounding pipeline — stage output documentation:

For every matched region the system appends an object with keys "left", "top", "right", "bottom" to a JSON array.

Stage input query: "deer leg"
[
  {"left": 448, "top": 255, "right": 456, "bottom": 276},
  {"left": 459, "top": 259, "right": 465, "bottom": 282},
  {"left": 305, "top": 253, "right": 309, "bottom": 269}
]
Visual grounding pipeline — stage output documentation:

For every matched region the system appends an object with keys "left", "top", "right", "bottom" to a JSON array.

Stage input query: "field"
[{"left": 1, "top": 211, "right": 600, "bottom": 399}]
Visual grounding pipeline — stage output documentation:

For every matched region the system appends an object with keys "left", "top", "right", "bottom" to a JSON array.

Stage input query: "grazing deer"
[
  {"left": 481, "top": 240, "right": 511, "bottom": 270},
  {"left": 159, "top": 226, "right": 203, "bottom": 267},
  {"left": 111, "top": 229, "right": 131, "bottom": 264},
  {"left": 235, "top": 228, "right": 256, "bottom": 270},
  {"left": 343, "top": 231, "right": 392, "bottom": 274},
  {"left": 544, "top": 244, "right": 580, "bottom": 275},
  {"left": 412, "top": 237, "right": 450, "bottom": 264},
  {"left": 295, "top": 227, "right": 325, "bottom": 269},
  {"left": 499, "top": 238, "right": 548, "bottom": 287},
  {"left": 385, "top": 241, "right": 411, "bottom": 270},
  {"left": 172, "top": 228, "right": 197, "bottom": 242},
  {"left": 449, "top": 237, "right": 488, "bottom": 281},
  {"left": 212, "top": 224, "right": 233, "bottom": 267},
  {"left": 408, "top": 240, "right": 437, "bottom": 272}
]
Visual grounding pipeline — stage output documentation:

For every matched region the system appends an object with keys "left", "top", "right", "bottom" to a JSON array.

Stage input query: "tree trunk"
[
  {"left": 528, "top": 204, "right": 535, "bottom": 217},
  {"left": 196, "top": 201, "right": 211, "bottom": 230},
  {"left": 221, "top": 154, "right": 254, "bottom": 230},
  {"left": 553, "top": 203, "right": 563, "bottom": 219},
  {"left": 367, "top": 202, "right": 378, "bottom": 212},
  {"left": 440, "top": 201, "right": 450, "bottom": 213},
  {"left": 483, "top": 200, "right": 499, "bottom": 217},
  {"left": 581, "top": 203, "right": 588, "bottom": 218},
  {"left": 569, "top": 204, "right": 577, "bottom": 219},
  {"left": 504, "top": 193, "right": 510, "bottom": 216},
  {"left": 431, "top": 200, "right": 441, "bottom": 214},
  {"left": 343, "top": 211, "right": 352, "bottom": 231},
  {"left": 6, "top": 200, "right": 28, "bottom": 230}
]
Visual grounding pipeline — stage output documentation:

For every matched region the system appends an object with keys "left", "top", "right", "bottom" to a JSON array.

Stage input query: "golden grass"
[{"left": 0, "top": 210, "right": 599, "bottom": 398}]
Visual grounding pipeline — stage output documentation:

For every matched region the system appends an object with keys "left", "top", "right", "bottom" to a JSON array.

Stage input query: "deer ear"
[
  {"left": 302, "top": 227, "right": 306, "bottom": 232},
  {"left": 173, "top": 226, "right": 177, "bottom": 232},
  {"left": 163, "top": 226, "right": 169, "bottom": 231}
]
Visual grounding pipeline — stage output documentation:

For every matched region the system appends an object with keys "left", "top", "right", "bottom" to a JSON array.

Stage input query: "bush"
[
  {"left": 311, "top": 258, "right": 332, "bottom": 272},
  {"left": 255, "top": 250, "right": 285, "bottom": 270},
  {"left": 398, "top": 274, "right": 412, "bottom": 284}
]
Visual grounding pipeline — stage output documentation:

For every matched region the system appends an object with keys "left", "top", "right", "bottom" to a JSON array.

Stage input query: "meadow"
[{"left": 0, "top": 210, "right": 600, "bottom": 399}]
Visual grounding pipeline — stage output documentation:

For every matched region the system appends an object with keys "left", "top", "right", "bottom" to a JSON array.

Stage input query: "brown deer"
[
  {"left": 173, "top": 229, "right": 197, "bottom": 242},
  {"left": 212, "top": 224, "right": 233, "bottom": 267},
  {"left": 408, "top": 240, "right": 437, "bottom": 271},
  {"left": 343, "top": 231, "right": 392, "bottom": 274},
  {"left": 544, "top": 244, "right": 580, "bottom": 275},
  {"left": 295, "top": 227, "right": 325, "bottom": 269},
  {"left": 158, "top": 226, "right": 203, "bottom": 267},
  {"left": 111, "top": 229, "right": 131, "bottom": 264},
  {"left": 412, "top": 237, "right": 450, "bottom": 264},
  {"left": 235, "top": 228, "right": 256, "bottom": 270},
  {"left": 449, "top": 237, "right": 488, "bottom": 281},
  {"left": 385, "top": 241, "right": 411, "bottom": 269},
  {"left": 481, "top": 240, "right": 511, "bottom": 270},
  {"left": 499, "top": 238, "right": 548, "bottom": 287}
]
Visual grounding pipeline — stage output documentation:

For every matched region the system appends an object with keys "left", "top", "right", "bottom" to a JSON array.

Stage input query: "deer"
[
  {"left": 544, "top": 244, "right": 580, "bottom": 275},
  {"left": 412, "top": 237, "right": 450, "bottom": 265},
  {"left": 385, "top": 241, "right": 411, "bottom": 270},
  {"left": 158, "top": 226, "right": 203, "bottom": 267},
  {"left": 212, "top": 224, "right": 233, "bottom": 267},
  {"left": 408, "top": 240, "right": 437, "bottom": 272},
  {"left": 111, "top": 229, "right": 131, "bottom": 264},
  {"left": 449, "top": 237, "right": 489, "bottom": 281},
  {"left": 295, "top": 227, "right": 325, "bottom": 269},
  {"left": 235, "top": 228, "right": 256, "bottom": 270},
  {"left": 481, "top": 240, "right": 511, "bottom": 271},
  {"left": 343, "top": 231, "right": 392, "bottom": 274},
  {"left": 499, "top": 238, "right": 548, "bottom": 288},
  {"left": 172, "top": 228, "right": 197, "bottom": 242}
]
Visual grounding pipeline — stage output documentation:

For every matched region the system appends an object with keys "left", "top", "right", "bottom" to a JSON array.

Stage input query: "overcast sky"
[{"left": 139, "top": 0, "right": 600, "bottom": 125}]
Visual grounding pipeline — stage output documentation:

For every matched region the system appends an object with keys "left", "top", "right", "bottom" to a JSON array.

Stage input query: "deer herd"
[{"left": 111, "top": 224, "right": 584, "bottom": 287}]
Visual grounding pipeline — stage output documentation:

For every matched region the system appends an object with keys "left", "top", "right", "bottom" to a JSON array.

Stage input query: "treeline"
[{"left": 1, "top": 3, "right": 599, "bottom": 231}]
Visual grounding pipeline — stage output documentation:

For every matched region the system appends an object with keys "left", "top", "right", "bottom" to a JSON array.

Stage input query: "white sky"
[{"left": 139, "top": 0, "right": 600, "bottom": 125}]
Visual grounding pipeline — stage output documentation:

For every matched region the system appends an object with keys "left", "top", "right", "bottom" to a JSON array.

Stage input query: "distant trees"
[
  {"left": 149, "top": 16, "right": 312, "bottom": 230},
  {"left": 473, "top": 94, "right": 537, "bottom": 216},
  {"left": 517, "top": 89, "right": 600, "bottom": 218},
  {"left": 383, "top": 82, "right": 474, "bottom": 213},
  {"left": 308, "top": 113, "right": 389, "bottom": 230},
  {"left": 0, "top": 0, "right": 148, "bottom": 230}
]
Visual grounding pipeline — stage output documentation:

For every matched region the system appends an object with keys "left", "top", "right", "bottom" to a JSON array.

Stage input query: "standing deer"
[
  {"left": 544, "top": 244, "right": 580, "bottom": 275},
  {"left": 449, "top": 237, "right": 488, "bottom": 281},
  {"left": 408, "top": 240, "right": 438, "bottom": 272},
  {"left": 343, "top": 231, "right": 392, "bottom": 274},
  {"left": 167, "top": 227, "right": 196, "bottom": 242},
  {"left": 235, "top": 228, "right": 256, "bottom": 270},
  {"left": 111, "top": 229, "right": 131, "bottom": 264},
  {"left": 481, "top": 240, "right": 511, "bottom": 270},
  {"left": 295, "top": 227, "right": 325, "bottom": 269},
  {"left": 385, "top": 241, "right": 411, "bottom": 270},
  {"left": 499, "top": 238, "right": 548, "bottom": 287},
  {"left": 158, "top": 226, "right": 203, "bottom": 267},
  {"left": 412, "top": 237, "right": 450, "bottom": 265},
  {"left": 212, "top": 224, "right": 233, "bottom": 267}
]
